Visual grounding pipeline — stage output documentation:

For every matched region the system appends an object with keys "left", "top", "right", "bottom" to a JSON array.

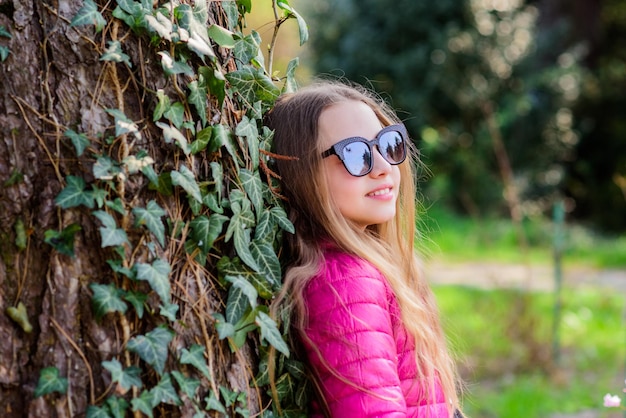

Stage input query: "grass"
[
  {"left": 420, "top": 204, "right": 626, "bottom": 269},
  {"left": 425, "top": 205, "right": 626, "bottom": 417}
]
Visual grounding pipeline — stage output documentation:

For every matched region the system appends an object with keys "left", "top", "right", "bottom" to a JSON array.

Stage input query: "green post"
[{"left": 552, "top": 199, "right": 565, "bottom": 366}]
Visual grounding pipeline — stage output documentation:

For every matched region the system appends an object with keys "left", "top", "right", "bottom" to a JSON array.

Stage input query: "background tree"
[
  {"left": 305, "top": 0, "right": 626, "bottom": 231},
  {"left": 0, "top": 0, "right": 308, "bottom": 417}
]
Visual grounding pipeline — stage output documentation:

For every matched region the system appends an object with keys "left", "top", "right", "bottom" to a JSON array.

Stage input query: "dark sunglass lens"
[
  {"left": 379, "top": 131, "right": 405, "bottom": 164},
  {"left": 342, "top": 141, "right": 371, "bottom": 176}
]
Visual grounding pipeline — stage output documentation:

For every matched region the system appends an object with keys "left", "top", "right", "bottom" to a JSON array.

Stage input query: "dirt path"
[{"left": 424, "top": 259, "right": 626, "bottom": 293}]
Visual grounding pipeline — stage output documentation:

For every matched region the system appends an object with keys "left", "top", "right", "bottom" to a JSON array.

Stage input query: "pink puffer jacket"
[{"left": 302, "top": 248, "right": 450, "bottom": 417}]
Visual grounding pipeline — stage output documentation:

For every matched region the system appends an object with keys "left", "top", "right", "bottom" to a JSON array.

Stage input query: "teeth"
[{"left": 369, "top": 188, "right": 390, "bottom": 196}]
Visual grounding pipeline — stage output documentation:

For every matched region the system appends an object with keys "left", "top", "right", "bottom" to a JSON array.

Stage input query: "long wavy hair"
[{"left": 266, "top": 80, "right": 462, "bottom": 417}]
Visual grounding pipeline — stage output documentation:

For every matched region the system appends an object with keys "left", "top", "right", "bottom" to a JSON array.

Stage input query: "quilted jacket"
[{"left": 302, "top": 248, "right": 450, "bottom": 417}]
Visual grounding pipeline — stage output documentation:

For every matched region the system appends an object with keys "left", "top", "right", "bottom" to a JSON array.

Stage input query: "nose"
[{"left": 369, "top": 147, "right": 392, "bottom": 177}]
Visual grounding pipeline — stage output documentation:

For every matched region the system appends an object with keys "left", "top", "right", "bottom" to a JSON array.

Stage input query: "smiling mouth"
[{"left": 367, "top": 187, "right": 392, "bottom": 197}]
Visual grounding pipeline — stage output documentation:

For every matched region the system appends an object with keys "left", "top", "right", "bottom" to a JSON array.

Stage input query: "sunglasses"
[{"left": 321, "top": 123, "right": 408, "bottom": 177}]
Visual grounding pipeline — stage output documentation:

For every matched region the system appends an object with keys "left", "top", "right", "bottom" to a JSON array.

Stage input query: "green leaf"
[
  {"left": 34, "top": 367, "right": 68, "bottom": 397},
  {"left": 100, "top": 40, "right": 132, "bottom": 67},
  {"left": 176, "top": 4, "right": 215, "bottom": 60},
  {"left": 282, "top": 57, "right": 300, "bottom": 94},
  {"left": 211, "top": 124, "right": 239, "bottom": 165},
  {"left": 270, "top": 206, "right": 295, "bottom": 233},
  {"left": 153, "top": 89, "right": 171, "bottom": 121},
  {"left": 90, "top": 283, "right": 128, "bottom": 319},
  {"left": 43, "top": 223, "right": 81, "bottom": 257},
  {"left": 225, "top": 275, "right": 258, "bottom": 324},
  {"left": 225, "top": 66, "right": 280, "bottom": 106},
  {"left": 159, "top": 302, "right": 179, "bottom": 322},
  {"left": 131, "top": 390, "right": 155, "bottom": 417},
  {"left": 171, "top": 371, "right": 200, "bottom": 400},
  {"left": 105, "top": 108, "right": 140, "bottom": 139},
  {"left": 127, "top": 326, "right": 173, "bottom": 375},
  {"left": 70, "top": 0, "right": 106, "bottom": 33},
  {"left": 0, "top": 46, "right": 9, "bottom": 62},
  {"left": 135, "top": 258, "right": 171, "bottom": 304},
  {"left": 55, "top": 176, "right": 95, "bottom": 209},
  {"left": 93, "top": 211, "right": 129, "bottom": 247},
  {"left": 123, "top": 290, "right": 147, "bottom": 318},
  {"left": 235, "top": 117, "right": 259, "bottom": 170},
  {"left": 105, "top": 396, "right": 129, "bottom": 418},
  {"left": 190, "top": 126, "right": 212, "bottom": 154},
  {"left": 204, "top": 390, "right": 227, "bottom": 414},
  {"left": 85, "top": 405, "right": 111, "bottom": 418},
  {"left": 213, "top": 312, "right": 235, "bottom": 340},
  {"left": 102, "top": 358, "right": 143, "bottom": 391},
  {"left": 277, "top": 1, "right": 309, "bottom": 46},
  {"left": 249, "top": 239, "right": 281, "bottom": 288},
  {"left": 149, "top": 373, "right": 181, "bottom": 406},
  {"left": 179, "top": 344, "right": 211, "bottom": 379},
  {"left": 207, "top": 24, "right": 236, "bottom": 48},
  {"left": 171, "top": 165, "right": 202, "bottom": 203},
  {"left": 105, "top": 197, "right": 125, "bottom": 215},
  {"left": 189, "top": 213, "right": 228, "bottom": 253},
  {"left": 239, "top": 169, "right": 263, "bottom": 218},
  {"left": 233, "top": 32, "right": 264, "bottom": 69},
  {"left": 133, "top": 200, "right": 166, "bottom": 247},
  {"left": 256, "top": 311, "right": 289, "bottom": 356},
  {"left": 199, "top": 66, "right": 226, "bottom": 109},
  {"left": 93, "top": 155, "right": 121, "bottom": 180},
  {"left": 0, "top": 25, "right": 12, "bottom": 38},
  {"left": 6, "top": 302, "right": 33, "bottom": 333},
  {"left": 187, "top": 80, "right": 207, "bottom": 126},
  {"left": 163, "top": 102, "right": 185, "bottom": 129},
  {"left": 64, "top": 129, "right": 90, "bottom": 156}
]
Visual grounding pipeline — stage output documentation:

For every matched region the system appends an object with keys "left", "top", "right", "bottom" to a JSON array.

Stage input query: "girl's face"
[{"left": 318, "top": 100, "right": 401, "bottom": 230}]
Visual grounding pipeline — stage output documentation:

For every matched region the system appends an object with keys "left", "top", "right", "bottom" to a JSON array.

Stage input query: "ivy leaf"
[
  {"left": 282, "top": 57, "right": 300, "bottom": 94},
  {"left": 70, "top": 0, "right": 106, "bottom": 33},
  {"left": 211, "top": 124, "right": 240, "bottom": 166},
  {"left": 93, "top": 211, "right": 129, "bottom": 248},
  {"left": 44, "top": 223, "right": 81, "bottom": 257},
  {"left": 153, "top": 89, "right": 171, "bottom": 121},
  {"left": 106, "top": 108, "right": 140, "bottom": 139},
  {"left": 233, "top": 32, "right": 264, "bottom": 69},
  {"left": 55, "top": 176, "right": 95, "bottom": 209},
  {"left": 171, "top": 165, "right": 202, "bottom": 203},
  {"left": 105, "top": 396, "right": 129, "bottom": 418},
  {"left": 0, "top": 25, "right": 12, "bottom": 38},
  {"left": 159, "top": 302, "right": 179, "bottom": 322},
  {"left": 239, "top": 169, "right": 263, "bottom": 219},
  {"left": 135, "top": 258, "right": 171, "bottom": 304},
  {"left": 149, "top": 373, "right": 181, "bottom": 406},
  {"left": 102, "top": 358, "right": 143, "bottom": 391},
  {"left": 187, "top": 80, "right": 207, "bottom": 126},
  {"left": 204, "top": 390, "right": 227, "bottom": 414},
  {"left": 90, "top": 283, "right": 128, "bottom": 319},
  {"left": 85, "top": 405, "right": 111, "bottom": 418},
  {"left": 123, "top": 290, "right": 147, "bottom": 319},
  {"left": 256, "top": 311, "right": 289, "bottom": 356},
  {"left": 225, "top": 275, "right": 258, "bottom": 324},
  {"left": 235, "top": 117, "right": 259, "bottom": 170},
  {"left": 176, "top": 4, "right": 215, "bottom": 60},
  {"left": 277, "top": 1, "right": 309, "bottom": 46},
  {"left": 131, "top": 390, "right": 155, "bottom": 417},
  {"left": 207, "top": 24, "right": 236, "bottom": 48},
  {"left": 270, "top": 206, "right": 295, "bottom": 233},
  {"left": 171, "top": 370, "right": 201, "bottom": 400},
  {"left": 93, "top": 155, "right": 121, "bottom": 180},
  {"left": 249, "top": 239, "right": 281, "bottom": 288},
  {"left": 213, "top": 312, "right": 235, "bottom": 340},
  {"left": 217, "top": 256, "right": 273, "bottom": 300},
  {"left": 64, "top": 129, "right": 90, "bottom": 156},
  {"left": 199, "top": 66, "right": 226, "bottom": 109},
  {"left": 0, "top": 46, "right": 9, "bottom": 62},
  {"left": 163, "top": 102, "right": 185, "bottom": 129},
  {"left": 127, "top": 326, "right": 173, "bottom": 376},
  {"left": 225, "top": 67, "right": 280, "bottom": 106},
  {"left": 191, "top": 126, "right": 212, "bottom": 154},
  {"left": 189, "top": 213, "right": 228, "bottom": 254},
  {"left": 133, "top": 200, "right": 166, "bottom": 247},
  {"left": 156, "top": 121, "right": 190, "bottom": 155},
  {"left": 100, "top": 40, "right": 132, "bottom": 67},
  {"left": 34, "top": 367, "right": 68, "bottom": 397},
  {"left": 157, "top": 51, "right": 194, "bottom": 76},
  {"left": 179, "top": 344, "right": 211, "bottom": 380}
]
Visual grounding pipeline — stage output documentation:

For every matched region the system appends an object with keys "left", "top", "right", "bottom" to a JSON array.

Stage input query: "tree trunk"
[{"left": 0, "top": 1, "right": 281, "bottom": 416}]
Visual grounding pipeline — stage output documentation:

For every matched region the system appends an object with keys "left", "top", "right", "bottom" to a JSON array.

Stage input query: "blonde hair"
[{"left": 266, "top": 80, "right": 461, "bottom": 417}]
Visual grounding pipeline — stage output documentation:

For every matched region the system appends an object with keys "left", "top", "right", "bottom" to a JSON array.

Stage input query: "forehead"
[{"left": 318, "top": 100, "right": 384, "bottom": 149}]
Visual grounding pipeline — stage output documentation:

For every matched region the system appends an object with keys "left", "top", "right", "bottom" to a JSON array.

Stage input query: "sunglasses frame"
[{"left": 321, "top": 123, "right": 408, "bottom": 177}]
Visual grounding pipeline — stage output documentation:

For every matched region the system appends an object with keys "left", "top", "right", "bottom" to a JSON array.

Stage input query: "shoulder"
[{"left": 304, "top": 249, "right": 393, "bottom": 313}]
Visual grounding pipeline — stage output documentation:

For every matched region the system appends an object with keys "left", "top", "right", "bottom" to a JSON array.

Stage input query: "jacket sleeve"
[{"left": 303, "top": 268, "right": 408, "bottom": 417}]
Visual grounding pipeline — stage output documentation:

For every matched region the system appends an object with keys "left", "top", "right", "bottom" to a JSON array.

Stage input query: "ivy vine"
[{"left": 23, "top": 0, "right": 309, "bottom": 416}]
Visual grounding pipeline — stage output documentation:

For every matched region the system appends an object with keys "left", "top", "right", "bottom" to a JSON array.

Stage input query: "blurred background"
[{"left": 251, "top": 1, "right": 625, "bottom": 416}]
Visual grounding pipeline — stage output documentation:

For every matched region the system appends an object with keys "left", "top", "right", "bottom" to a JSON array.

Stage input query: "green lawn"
[{"left": 424, "top": 206, "right": 626, "bottom": 417}]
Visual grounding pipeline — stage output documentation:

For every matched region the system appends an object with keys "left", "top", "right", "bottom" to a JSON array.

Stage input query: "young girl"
[{"left": 266, "top": 81, "right": 463, "bottom": 417}]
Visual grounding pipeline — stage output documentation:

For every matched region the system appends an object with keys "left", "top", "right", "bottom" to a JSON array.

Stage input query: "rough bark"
[{"left": 0, "top": 1, "right": 254, "bottom": 416}]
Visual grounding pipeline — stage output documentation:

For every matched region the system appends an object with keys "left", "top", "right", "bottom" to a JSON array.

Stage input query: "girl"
[{"left": 266, "top": 81, "right": 463, "bottom": 417}]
